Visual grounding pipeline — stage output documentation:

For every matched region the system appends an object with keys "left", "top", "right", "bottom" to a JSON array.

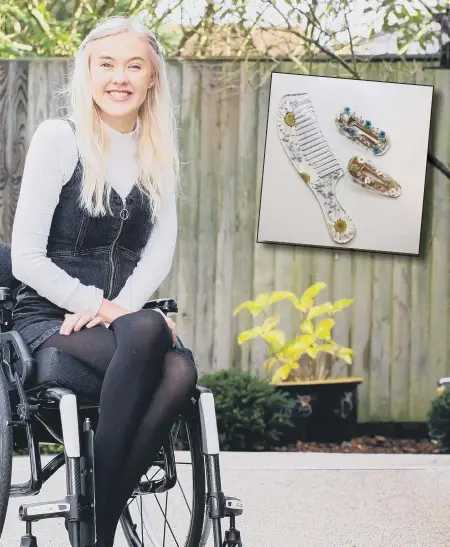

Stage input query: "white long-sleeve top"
[{"left": 11, "top": 117, "right": 177, "bottom": 317}]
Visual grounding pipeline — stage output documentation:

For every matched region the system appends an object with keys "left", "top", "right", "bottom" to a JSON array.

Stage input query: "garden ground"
[{"left": 278, "top": 435, "right": 445, "bottom": 454}]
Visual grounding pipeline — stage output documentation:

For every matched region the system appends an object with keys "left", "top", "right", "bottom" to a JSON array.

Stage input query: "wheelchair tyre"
[
  {"left": 0, "top": 366, "right": 12, "bottom": 536},
  {"left": 120, "top": 416, "right": 206, "bottom": 547}
]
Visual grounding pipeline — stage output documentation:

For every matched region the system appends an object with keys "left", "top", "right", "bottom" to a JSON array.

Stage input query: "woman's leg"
[
  {"left": 101, "top": 348, "right": 198, "bottom": 546},
  {"left": 39, "top": 309, "right": 174, "bottom": 547},
  {"left": 39, "top": 324, "right": 117, "bottom": 377}
]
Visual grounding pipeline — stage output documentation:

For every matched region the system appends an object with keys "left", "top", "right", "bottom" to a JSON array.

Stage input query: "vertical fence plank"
[
  {"left": 408, "top": 63, "right": 435, "bottom": 420},
  {"left": 347, "top": 61, "right": 376, "bottom": 421},
  {"left": 194, "top": 62, "right": 220, "bottom": 373},
  {"left": 27, "top": 60, "right": 48, "bottom": 138},
  {"left": 231, "top": 62, "right": 259, "bottom": 371},
  {"left": 271, "top": 62, "right": 297, "bottom": 343},
  {"left": 251, "top": 66, "right": 275, "bottom": 377},
  {"left": 177, "top": 62, "right": 201, "bottom": 356},
  {"left": 6, "top": 61, "right": 28, "bottom": 242},
  {"left": 0, "top": 61, "right": 9, "bottom": 242},
  {"left": 389, "top": 63, "right": 414, "bottom": 421},
  {"left": 158, "top": 60, "right": 183, "bottom": 302},
  {"left": 365, "top": 65, "right": 393, "bottom": 421},
  {"left": 370, "top": 255, "right": 393, "bottom": 421},
  {"left": 212, "top": 63, "right": 239, "bottom": 371},
  {"left": 351, "top": 250, "right": 373, "bottom": 422}
]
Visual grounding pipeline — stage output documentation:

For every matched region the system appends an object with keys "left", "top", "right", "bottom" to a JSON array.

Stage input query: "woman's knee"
[
  {"left": 167, "top": 350, "right": 198, "bottom": 390},
  {"left": 110, "top": 309, "right": 172, "bottom": 348}
]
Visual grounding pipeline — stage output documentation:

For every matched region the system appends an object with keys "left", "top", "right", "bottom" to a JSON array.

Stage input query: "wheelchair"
[{"left": 0, "top": 242, "right": 244, "bottom": 547}]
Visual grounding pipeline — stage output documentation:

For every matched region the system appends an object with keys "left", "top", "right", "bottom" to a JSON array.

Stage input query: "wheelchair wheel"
[
  {"left": 120, "top": 415, "right": 206, "bottom": 547},
  {"left": 0, "top": 365, "right": 12, "bottom": 536}
]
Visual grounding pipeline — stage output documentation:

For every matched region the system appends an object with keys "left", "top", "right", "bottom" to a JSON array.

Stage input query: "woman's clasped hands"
[{"left": 60, "top": 307, "right": 177, "bottom": 342}]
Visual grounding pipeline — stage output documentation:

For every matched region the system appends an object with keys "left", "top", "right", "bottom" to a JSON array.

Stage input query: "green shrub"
[
  {"left": 14, "top": 444, "right": 63, "bottom": 457},
  {"left": 197, "top": 367, "right": 294, "bottom": 451},
  {"left": 427, "top": 390, "right": 450, "bottom": 451}
]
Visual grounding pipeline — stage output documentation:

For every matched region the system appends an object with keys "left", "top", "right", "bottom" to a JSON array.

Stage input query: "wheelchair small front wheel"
[
  {"left": 0, "top": 364, "right": 13, "bottom": 536},
  {"left": 120, "top": 415, "right": 206, "bottom": 547}
]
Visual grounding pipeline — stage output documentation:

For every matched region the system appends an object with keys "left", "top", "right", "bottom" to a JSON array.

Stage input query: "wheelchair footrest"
[
  {"left": 19, "top": 497, "right": 73, "bottom": 522},
  {"left": 222, "top": 496, "right": 244, "bottom": 547},
  {"left": 224, "top": 496, "right": 243, "bottom": 517}
]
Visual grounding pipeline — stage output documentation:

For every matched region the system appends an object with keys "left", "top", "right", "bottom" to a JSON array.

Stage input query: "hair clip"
[
  {"left": 348, "top": 156, "right": 401, "bottom": 197},
  {"left": 336, "top": 107, "right": 390, "bottom": 155}
]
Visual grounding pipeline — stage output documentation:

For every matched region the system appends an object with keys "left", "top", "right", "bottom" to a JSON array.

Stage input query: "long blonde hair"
[{"left": 58, "top": 11, "right": 180, "bottom": 221}]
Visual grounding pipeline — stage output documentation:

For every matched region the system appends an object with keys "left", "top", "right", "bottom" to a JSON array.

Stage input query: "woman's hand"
[
  {"left": 60, "top": 306, "right": 177, "bottom": 341},
  {"left": 60, "top": 312, "right": 105, "bottom": 335},
  {"left": 153, "top": 308, "right": 177, "bottom": 342}
]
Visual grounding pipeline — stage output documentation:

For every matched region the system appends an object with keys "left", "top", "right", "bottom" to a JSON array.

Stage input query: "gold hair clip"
[
  {"left": 336, "top": 107, "right": 390, "bottom": 155},
  {"left": 348, "top": 156, "right": 401, "bottom": 198}
]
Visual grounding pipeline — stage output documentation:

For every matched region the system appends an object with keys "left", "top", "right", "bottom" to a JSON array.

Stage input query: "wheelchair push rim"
[
  {"left": 120, "top": 415, "right": 206, "bottom": 547},
  {"left": 0, "top": 364, "right": 13, "bottom": 537}
]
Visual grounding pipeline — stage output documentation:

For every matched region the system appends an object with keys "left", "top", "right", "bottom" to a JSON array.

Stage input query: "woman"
[{"left": 10, "top": 11, "right": 198, "bottom": 547}]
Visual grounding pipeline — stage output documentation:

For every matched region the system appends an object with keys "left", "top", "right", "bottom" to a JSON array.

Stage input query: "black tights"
[{"left": 40, "top": 309, "right": 198, "bottom": 547}]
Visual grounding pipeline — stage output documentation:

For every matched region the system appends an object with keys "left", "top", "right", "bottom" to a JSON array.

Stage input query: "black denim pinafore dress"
[{"left": 12, "top": 119, "right": 154, "bottom": 354}]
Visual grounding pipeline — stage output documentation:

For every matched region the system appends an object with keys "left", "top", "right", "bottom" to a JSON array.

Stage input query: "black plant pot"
[{"left": 275, "top": 377, "right": 364, "bottom": 444}]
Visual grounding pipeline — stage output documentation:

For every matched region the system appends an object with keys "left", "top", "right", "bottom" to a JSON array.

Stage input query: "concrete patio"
[{"left": 3, "top": 452, "right": 450, "bottom": 546}]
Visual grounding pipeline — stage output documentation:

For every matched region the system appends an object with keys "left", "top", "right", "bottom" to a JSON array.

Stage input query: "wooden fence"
[{"left": 0, "top": 57, "right": 449, "bottom": 423}]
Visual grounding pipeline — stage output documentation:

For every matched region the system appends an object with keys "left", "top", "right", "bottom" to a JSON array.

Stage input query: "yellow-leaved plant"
[{"left": 233, "top": 282, "right": 354, "bottom": 384}]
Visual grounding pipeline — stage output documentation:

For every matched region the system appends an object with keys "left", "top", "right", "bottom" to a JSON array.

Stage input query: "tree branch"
[
  {"left": 416, "top": 0, "right": 436, "bottom": 18},
  {"left": 344, "top": 10, "right": 357, "bottom": 75},
  {"left": 265, "top": 0, "right": 360, "bottom": 78},
  {"left": 427, "top": 152, "right": 450, "bottom": 180}
]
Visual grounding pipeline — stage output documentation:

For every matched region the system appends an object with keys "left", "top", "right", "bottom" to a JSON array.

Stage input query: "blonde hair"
[{"left": 57, "top": 11, "right": 180, "bottom": 220}]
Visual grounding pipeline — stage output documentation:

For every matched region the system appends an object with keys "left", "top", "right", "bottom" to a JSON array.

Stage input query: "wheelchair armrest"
[
  {"left": 143, "top": 297, "right": 178, "bottom": 314},
  {"left": 0, "top": 330, "right": 35, "bottom": 387}
]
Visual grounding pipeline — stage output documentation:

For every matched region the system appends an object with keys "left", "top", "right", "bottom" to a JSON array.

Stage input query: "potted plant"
[{"left": 233, "top": 282, "right": 363, "bottom": 443}]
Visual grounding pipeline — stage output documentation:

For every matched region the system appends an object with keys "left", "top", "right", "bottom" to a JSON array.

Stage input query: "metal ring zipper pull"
[{"left": 120, "top": 197, "right": 129, "bottom": 220}]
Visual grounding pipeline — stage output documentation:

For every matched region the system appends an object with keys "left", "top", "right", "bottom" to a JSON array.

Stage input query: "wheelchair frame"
[{"left": 0, "top": 289, "right": 244, "bottom": 547}]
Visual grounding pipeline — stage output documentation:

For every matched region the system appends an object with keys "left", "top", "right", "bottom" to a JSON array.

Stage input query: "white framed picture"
[{"left": 257, "top": 72, "right": 434, "bottom": 255}]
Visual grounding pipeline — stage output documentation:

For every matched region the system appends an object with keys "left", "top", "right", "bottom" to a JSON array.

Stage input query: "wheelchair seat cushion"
[{"left": 32, "top": 347, "right": 102, "bottom": 403}]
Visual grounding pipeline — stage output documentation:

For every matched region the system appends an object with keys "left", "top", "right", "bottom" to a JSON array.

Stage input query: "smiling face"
[{"left": 89, "top": 31, "right": 154, "bottom": 132}]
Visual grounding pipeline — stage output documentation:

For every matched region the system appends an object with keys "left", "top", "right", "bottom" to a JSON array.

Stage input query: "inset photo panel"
[{"left": 257, "top": 72, "right": 434, "bottom": 255}]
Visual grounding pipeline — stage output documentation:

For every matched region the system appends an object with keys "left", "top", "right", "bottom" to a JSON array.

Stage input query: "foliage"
[
  {"left": 0, "top": 0, "right": 184, "bottom": 58},
  {"left": 427, "top": 388, "right": 450, "bottom": 451},
  {"left": 378, "top": 0, "right": 449, "bottom": 55},
  {"left": 196, "top": 368, "right": 294, "bottom": 451},
  {"left": 14, "top": 443, "right": 63, "bottom": 456},
  {"left": 233, "top": 282, "right": 354, "bottom": 384},
  {"left": 0, "top": 0, "right": 448, "bottom": 71}
]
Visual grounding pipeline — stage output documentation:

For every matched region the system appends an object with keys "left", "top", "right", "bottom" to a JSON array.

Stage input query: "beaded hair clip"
[
  {"left": 347, "top": 156, "right": 401, "bottom": 198},
  {"left": 335, "top": 107, "right": 390, "bottom": 155}
]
